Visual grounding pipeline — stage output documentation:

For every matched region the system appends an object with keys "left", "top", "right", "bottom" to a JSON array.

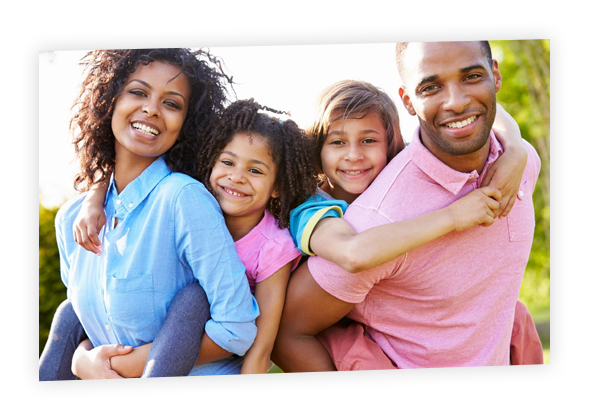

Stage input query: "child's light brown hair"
[{"left": 308, "top": 79, "right": 405, "bottom": 178}]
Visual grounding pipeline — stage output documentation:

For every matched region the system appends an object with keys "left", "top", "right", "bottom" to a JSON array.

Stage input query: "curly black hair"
[
  {"left": 70, "top": 48, "right": 233, "bottom": 191},
  {"left": 197, "top": 98, "right": 318, "bottom": 229}
]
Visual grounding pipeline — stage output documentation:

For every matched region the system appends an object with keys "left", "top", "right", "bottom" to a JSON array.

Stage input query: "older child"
[{"left": 39, "top": 49, "right": 259, "bottom": 380}]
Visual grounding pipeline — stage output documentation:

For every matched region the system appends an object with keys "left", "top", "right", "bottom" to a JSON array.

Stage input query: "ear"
[
  {"left": 491, "top": 60, "right": 502, "bottom": 93},
  {"left": 399, "top": 86, "right": 417, "bottom": 116},
  {"left": 271, "top": 186, "right": 280, "bottom": 199}
]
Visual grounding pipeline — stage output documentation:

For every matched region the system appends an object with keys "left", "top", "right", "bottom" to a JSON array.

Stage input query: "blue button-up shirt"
[{"left": 55, "top": 156, "right": 259, "bottom": 359}]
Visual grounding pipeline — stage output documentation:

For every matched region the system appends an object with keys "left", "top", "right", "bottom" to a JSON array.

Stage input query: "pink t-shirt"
[
  {"left": 235, "top": 210, "right": 302, "bottom": 294},
  {"left": 309, "top": 129, "right": 541, "bottom": 368}
]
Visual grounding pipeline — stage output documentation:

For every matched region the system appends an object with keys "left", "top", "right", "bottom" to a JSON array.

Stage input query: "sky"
[{"left": 39, "top": 43, "right": 423, "bottom": 208}]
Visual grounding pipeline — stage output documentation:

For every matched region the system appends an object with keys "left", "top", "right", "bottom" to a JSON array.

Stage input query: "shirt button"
[
  {"left": 116, "top": 199, "right": 121, "bottom": 205},
  {"left": 518, "top": 190, "right": 524, "bottom": 199},
  {"left": 128, "top": 203, "right": 134, "bottom": 208},
  {"left": 105, "top": 324, "right": 110, "bottom": 331}
]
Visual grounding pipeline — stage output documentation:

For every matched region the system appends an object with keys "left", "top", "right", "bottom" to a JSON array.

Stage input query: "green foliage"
[
  {"left": 39, "top": 204, "right": 67, "bottom": 356},
  {"left": 492, "top": 40, "right": 550, "bottom": 313}
]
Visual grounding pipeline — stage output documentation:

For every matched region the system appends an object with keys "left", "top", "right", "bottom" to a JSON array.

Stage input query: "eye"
[
  {"left": 362, "top": 138, "right": 378, "bottom": 144},
  {"left": 129, "top": 90, "right": 147, "bottom": 97},
  {"left": 464, "top": 73, "right": 483, "bottom": 82},
  {"left": 248, "top": 168, "right": 264, "bottom": 175},
  {"left": 420, "top": 84, "right": 439, "bottom": 95},
  {"left": 221, "top": 160, "right": 233, "bottom": 166},
  {"left": 329, "top": 140, "right": 345, "bottom": 146},
  {"left": 164, "top": 100, "right": 182, "bottom": 110}
]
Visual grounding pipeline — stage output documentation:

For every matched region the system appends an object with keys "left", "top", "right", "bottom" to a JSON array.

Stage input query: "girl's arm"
[
  {"left": 481, "top": 103, "right": 528, "bottom": 218},
  {"left": 73, "top": 177, "right": 110, "bottom": 255},
  {"left": 240, "top": 262, "right": 292, "bottom": 374},
  {"left": 309, "top": 186, "right": 502, "bottom": 273}
]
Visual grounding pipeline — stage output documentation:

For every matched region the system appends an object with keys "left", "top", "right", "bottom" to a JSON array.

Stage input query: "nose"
[
  {"left": 228, "top": 168, "right": 246, "bottom": 183},
  {"left": 442, "top": 84, "right": 471, "bottom": 113},
  {"left": 344, "top": 144, "right": 364, "bottom": 162},
  {"left": 143, "top": 97, "right": 160, "bottom": 118}
]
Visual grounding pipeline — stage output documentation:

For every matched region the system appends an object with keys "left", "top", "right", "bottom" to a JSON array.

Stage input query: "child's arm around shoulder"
[
  {"left": 309, "top": 186, "right": 502, "bottom": 273},
  {"left": 481, "top": 103, "right": 528, "bottom": 218},
  {"left": 73, "top": 176, "right": 110, "bottom": 255}
]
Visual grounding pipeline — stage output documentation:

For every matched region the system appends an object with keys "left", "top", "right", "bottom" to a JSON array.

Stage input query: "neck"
[
  {"left": 419, "top": 132, "right": 491, "bottom": 174},
  {"left": 223, "top": 210, "right": 266, "bottom": 242},
  {"left": 319, "top": 180, "right": 358, "bottom": 204},
  {"left": 114, "top": 152, "right": 158, "bottom": 193}
]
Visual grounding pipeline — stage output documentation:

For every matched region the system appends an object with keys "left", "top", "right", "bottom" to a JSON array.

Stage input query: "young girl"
[
  {"left": 272, "top": 79, "right": 541, "bottom": 371},
  {"left": 60, "top": 98, "right": 319, "bottom": 376},
  {"left": 39, "top": 49, "right": 259, "bottom": 380}
]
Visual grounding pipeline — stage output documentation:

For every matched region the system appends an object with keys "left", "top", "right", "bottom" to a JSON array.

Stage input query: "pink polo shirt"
[
  {"left": 309, "top": 128, "right": 541, "bottom": 368},
  {"left": 235, "top": 210, "right": 302, "bottom": 294}
]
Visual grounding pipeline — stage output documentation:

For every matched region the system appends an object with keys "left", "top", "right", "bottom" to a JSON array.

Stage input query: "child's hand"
[
  {"left": 447, "top": 187, "right": 501, "bottom": 231},
  {"left": 73, "top": 201, "right": 106, "bottom": 255},
  {"left": 484, "top": 103, "right": 528, "bottom": 219}
]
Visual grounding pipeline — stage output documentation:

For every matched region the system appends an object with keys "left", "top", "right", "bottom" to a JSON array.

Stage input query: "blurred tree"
[
  {"left": 39, "top": 204, "right": 66, "bottom": 355},
  {"left": 492, "top": 39, "right": 550, "bottom": 313}
]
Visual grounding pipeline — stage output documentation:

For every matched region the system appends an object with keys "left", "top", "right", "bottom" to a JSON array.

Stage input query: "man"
[{"left": 273, "top": 41, "right": 541, "bottom": 370}]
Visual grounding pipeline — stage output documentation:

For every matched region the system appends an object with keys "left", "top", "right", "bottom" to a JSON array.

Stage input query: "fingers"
[
  {"left": 99, "top": 344, "right": 133, "bottom": 358},
  {"left": 499, "top": 195, "right": 517, "bottom": 218},
  {"left": 73, "top": 219, "right": 102, "bottom": 255},
  {"left": 479, "top": 186, "right": 502, "bottom": 203}
]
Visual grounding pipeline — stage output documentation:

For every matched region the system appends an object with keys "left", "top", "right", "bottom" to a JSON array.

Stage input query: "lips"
[
  {"left": 220, "top": 185, "right": 249, "bottom": 198},
  {"left": 131, "top": 121, "right": 161, "bottom": 137},
  {"left": 444, "top": 115, "right": 477, "bottom": 129},
  {"left": 339, "top": 168, "right": 371, "bottom": 178}
]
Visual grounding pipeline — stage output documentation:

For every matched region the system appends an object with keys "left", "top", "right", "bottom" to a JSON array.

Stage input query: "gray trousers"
[{"left": 39, "top": 282, "right": 210, "bottom": 380}]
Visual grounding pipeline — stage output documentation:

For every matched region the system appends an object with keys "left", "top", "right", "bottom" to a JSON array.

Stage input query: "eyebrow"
[
  {"left": 221, "top": 150, "right": 271, "bottom": 171},
  {"left": 128, "top": 79, "right": 187, "bottom": 102},
  {"left": 416, "top": 64, "right": 488, "bottom": 89},
  {"left": 327, "top": 129, "right": 381, "bottom": 136}
]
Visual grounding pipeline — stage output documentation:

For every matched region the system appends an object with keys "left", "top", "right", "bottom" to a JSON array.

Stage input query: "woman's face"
[{"left": 111, "top": 61, "right": 191, "bottom": 165}]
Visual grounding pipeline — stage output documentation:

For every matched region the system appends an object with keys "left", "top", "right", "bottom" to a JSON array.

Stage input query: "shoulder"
[
  {"left": 55, "top": 193, "right": 87, "bottom": 229},
  {"left": 351, "top": 148, "right": 415, "bottom": 210},
  {"left": 158, "top": 173, "right": 221, "bottom": 213},
  {"left": 522, "top": 139, "right": 541, "bottom": 181}
]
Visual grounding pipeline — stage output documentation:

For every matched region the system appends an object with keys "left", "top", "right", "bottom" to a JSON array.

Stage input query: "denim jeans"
[{"left": 39, "top": 281, "right": 210, "bottom": 380}]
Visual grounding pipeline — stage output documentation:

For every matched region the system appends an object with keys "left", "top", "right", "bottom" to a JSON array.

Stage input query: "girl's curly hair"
[
  {"left": 70, "top": 48, "right": 233, "bottom": 191},
  {"left": 197, "top": 99, "right": 318, "bottom": 229}
]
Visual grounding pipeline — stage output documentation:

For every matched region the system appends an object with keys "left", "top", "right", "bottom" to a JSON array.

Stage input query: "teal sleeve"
[{"left": 289, "top": 195, "right": 349, "bottom": 256}]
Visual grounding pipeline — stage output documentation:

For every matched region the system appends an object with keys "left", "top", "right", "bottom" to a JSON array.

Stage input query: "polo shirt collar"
[
  {"left": 409, "top": 127, "right": 503, "bottom": 195},
  {"left": 107, "top": 155, "right": 172, "bottom": 216}
]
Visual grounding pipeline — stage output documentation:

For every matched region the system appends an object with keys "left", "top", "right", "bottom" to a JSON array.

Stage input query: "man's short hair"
[{"left": 395, "top": 41, "right": 493, "bottom": 82}]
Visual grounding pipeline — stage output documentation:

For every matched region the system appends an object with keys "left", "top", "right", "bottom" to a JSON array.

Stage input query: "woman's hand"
[
  {"left": 73, "top": 180, "right": 110, "bottom": 255},
  {"left": 71, "top": 339, "right": 133, "bottom": 379},
  {"left": 446, "top": 187, "right": 502, "bottom": 231}
]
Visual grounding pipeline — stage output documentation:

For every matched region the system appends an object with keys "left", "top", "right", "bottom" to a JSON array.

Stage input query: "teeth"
[
  {"left": 224, "top": 187, "right": 245, "bottom": 197},
  {"left": 132, "top": 122, "right": 159, "bottom": 136},
  {"left": 343, "top": 170, "right": 364, "bottom": 175},
  {"left": 445, "top": 115, "right": 476, "bottom": 129}
]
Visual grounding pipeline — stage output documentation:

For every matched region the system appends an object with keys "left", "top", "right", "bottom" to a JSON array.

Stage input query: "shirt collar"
[
  {"left": 409, "top": 127, "right": 503, "bottom": 195},
  {"left": 107, "top": 155, "right": 172, "bottom": 216}
]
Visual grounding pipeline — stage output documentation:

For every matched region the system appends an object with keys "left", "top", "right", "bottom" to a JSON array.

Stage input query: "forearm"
[
  {"left": 311, "top": 209, "right": 456, "bottom": 273},
  {"left": 271, "top": 264, "right": 352, "bottom": 372},
  {"left": 241, "top": 348, "right": 273, "bottom": 374},
  {"left": 194, "top": 333, "right": 232, "bottom": 366},
  {"left": 110, "top": 344, "right": 151, "bottom": 378},
  {"left": 272, "top": 330, "right": 336, "bottom": 372}
]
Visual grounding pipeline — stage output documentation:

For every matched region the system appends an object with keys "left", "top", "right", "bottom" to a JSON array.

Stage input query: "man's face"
[{"left": 398, "top": 42, "right": 502, "bottom": 157}]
